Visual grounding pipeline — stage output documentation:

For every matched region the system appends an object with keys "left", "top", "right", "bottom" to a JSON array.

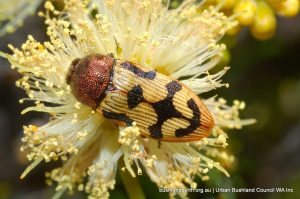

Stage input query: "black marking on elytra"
[
  {"left": 102, "top": 110, "right": 133, "bottom": 126},
  {"left": 175, "top": 99, "right": 200, "bottom": 137},
  {"left": 102, "top": 79, "right": 200, "bottom": 140},
  {"left": 127, "top": 85, "right": 144, "bottom": 109},
  {"left": 166, "top": 80, "right": 182, "bottom": 96},
  {"left": 121, "top": 61, "right": 156, "bottom": 79},
  {"left": 148, "top": 81, "right": 201, "bottom": 139}
]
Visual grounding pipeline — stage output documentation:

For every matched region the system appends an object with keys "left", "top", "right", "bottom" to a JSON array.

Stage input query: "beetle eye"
[{"left": 66, "top": 58, "right": 81, "bottom": 84}]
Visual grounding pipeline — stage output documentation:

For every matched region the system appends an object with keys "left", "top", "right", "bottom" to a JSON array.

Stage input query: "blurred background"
[{"left": 0, "top": 1, "right": 300, "bottom": 199}]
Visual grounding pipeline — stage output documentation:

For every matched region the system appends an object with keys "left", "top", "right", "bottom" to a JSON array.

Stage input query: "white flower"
[{"left": 1, "top": 0, "right": 255, "bottom": 198}]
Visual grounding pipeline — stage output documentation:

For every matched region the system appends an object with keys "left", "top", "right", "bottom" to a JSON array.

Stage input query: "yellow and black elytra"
[{"left": 66, "top": 54, "right": 214, "bottom": 142}]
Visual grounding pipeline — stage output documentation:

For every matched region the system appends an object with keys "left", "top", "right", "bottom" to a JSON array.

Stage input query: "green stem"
[{"left": 119, "top": 162, "right": 146, "bottom": 199}]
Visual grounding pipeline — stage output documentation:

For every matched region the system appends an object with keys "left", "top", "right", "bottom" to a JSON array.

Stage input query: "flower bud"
[
  {"left": 217, "top": 0, "right": 237, "bottom": 10},
  {"left": 250, "top": 1, "right": 276, "bottom": 40},
  {"left": 268, "top": 0, "right": 299, "bottom": 17},
  {"left": 234, "top": 0, "right": 257, "bottom": 25},
  {"left": 226, "top": 24, "right": 242, "bottom": 35}
]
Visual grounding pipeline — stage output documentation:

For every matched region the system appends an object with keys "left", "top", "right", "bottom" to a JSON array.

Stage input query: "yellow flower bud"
[
  {"left": 217, "top": 0, "right": 237, "bottom": 10},
  {"left": 268, "top": 0, "right": 300, "bottom": 17},
  {"left": 234, "top": 0, "right": 257, "bottom": 25},
  {"left": 250, "top": 1, "right": 276, "bottom": 40},
  {"left": 251, "top": 28, "right": 275, "bottom": 40},
  {"left": 226, "top": 24, "right": 242, "bottom": 35}
]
